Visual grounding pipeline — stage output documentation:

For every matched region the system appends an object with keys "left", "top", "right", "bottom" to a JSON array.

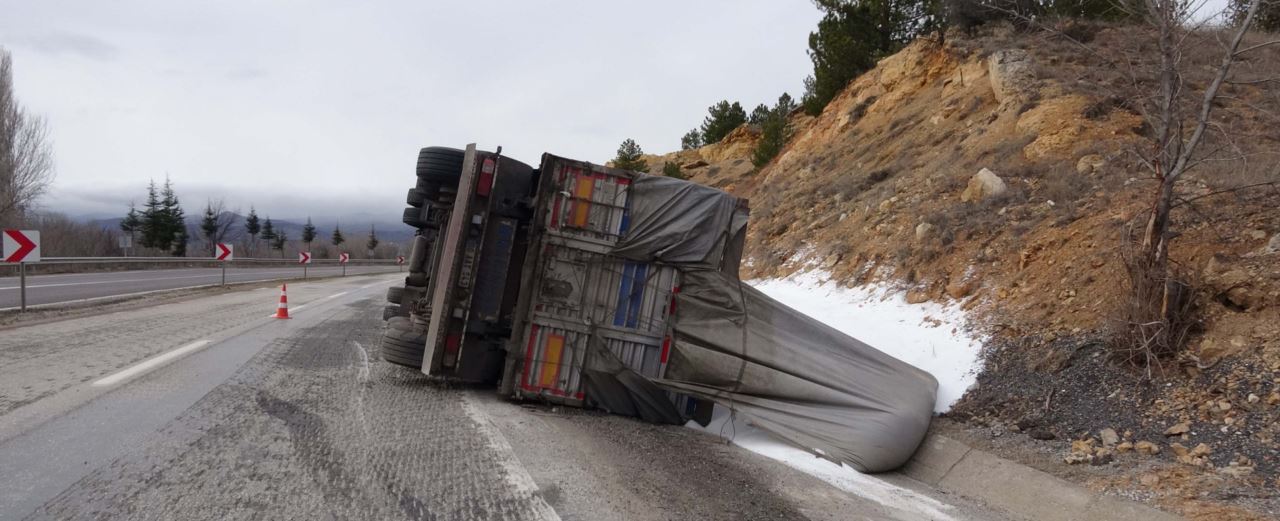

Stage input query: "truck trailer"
[{"left": 381, "top": 144, "right": 938, "bottom": 473}]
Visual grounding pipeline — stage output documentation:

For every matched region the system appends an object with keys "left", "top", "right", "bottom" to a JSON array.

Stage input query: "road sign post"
[
  {"left": 216, "top": 243, "right": 234, "bottom": 285},
  {"left": 338, "top": 252, "right": 349, "bottom": 277},
  {"left": 3, "top": 230, "right": 42, "bottom": 312},
  {"left": 299, "top": 252, "right": 311, "bottom": 279}
]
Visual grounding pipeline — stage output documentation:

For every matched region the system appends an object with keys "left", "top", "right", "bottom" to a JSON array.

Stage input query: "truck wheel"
[
  {"left": 380, "top": 324, "right": 426, "bottom": 368},
  {"left": 406, "top": 188, "right": 425, "bottom": 208},
  {"left": 402, "top": 207, "right": 427, "bottom": 228},
  {"left": 387, "top": 286, "right": 405, "bottom": 304},
  {"left": 382, "top": 304, "right": 405, "bottom": 321},
  {"left": 406, "top": 273, "right": 428, "bottom": 287},
  {"left": 416, "top": 147, "right": 466, "bottom": 183}
]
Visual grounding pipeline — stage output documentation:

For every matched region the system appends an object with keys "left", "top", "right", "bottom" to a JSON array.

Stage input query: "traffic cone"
[{"left": 274, "top": 283, "right": 291, "bottom": 319}]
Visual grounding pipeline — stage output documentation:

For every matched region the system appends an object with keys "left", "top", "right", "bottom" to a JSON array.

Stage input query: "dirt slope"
[{"left": 651, "top": 23, "right": 1280, "bottom": 519}]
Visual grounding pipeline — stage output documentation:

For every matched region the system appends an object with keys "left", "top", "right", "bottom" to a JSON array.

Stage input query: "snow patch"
[{"left": 749, "top": 271, "right": 982, "bottom": 412}]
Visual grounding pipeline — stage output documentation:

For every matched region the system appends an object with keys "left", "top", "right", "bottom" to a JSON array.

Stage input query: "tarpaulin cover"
[
  {"left": 538, "top": 156, "right": 937, "bottom": 473},
  {"left": 656, "top": 269, "right": 939, "bottom": 473},
  {"left": 610, "top": 175, "right": 747, "bottom": 268}
]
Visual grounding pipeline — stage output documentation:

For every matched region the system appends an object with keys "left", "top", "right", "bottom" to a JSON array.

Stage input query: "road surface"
[
  {"left": 0, "top": 274, "right": 1008, "bottom": 520},
  {"left": 0, "top": 265, "right": 401, "bottom": 309}
]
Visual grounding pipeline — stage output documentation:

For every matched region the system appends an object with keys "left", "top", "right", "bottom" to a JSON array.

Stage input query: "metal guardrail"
[
  {"left": 35, "top": 256, "right": 398, "bottom": 265},
  {"left": 1, "top": 256, "right": 402, "bottom": 311}
]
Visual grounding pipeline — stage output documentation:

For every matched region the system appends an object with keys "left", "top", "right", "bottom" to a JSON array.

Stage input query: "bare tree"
[
  {"left": 0, "top": 48, "right": 54, "bottom": 226},
  {"left": 1115, "top": 0, "right": 1272, "bottom": 367},
  {"left": 199, "top": 199, "right": 240, "bottom": 256}
]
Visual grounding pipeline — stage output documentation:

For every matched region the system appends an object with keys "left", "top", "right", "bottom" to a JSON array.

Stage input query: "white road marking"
[
  {"left": 93, "top": 339, "right": 213, "bottom": 387},
  {"left": 461, "top": 393, "right": 562, "bottom": 521}
]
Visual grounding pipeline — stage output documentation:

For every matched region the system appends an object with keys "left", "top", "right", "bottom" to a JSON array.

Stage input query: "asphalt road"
[
  {"left": 0, "top": 274, "right": 1007, "bottom": 521},
  {"left": 0, "top": 265, "right": 402, "bottom": 309}
]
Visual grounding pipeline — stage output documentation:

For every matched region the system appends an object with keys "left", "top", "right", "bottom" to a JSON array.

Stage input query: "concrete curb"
[{"left": 901, "top": 434, "right": 1182, "bottom": 521}]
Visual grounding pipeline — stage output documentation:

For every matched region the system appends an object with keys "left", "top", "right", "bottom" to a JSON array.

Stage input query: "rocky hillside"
[{"left": 649, "top": 23, "right": 1280, "bottom": 519}]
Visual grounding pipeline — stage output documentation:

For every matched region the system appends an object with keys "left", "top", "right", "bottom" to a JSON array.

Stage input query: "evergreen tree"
[
  {"left": 366, "top": 225, "right": 379, "bottom": 254},
  {"left": 260, "top": 217, "right": 276, "bottom": 245},
  {"left": 244, "top": 206, "right": 261, "bottom": 253},
  {"left": 200, "top": 202, "right": 219, "bottom": 256},
  {"left": 141, "top": 180, "right": 164, "bottom": 249},
  {"left": 752, "top": 93, "right": 798, "bottom": 168},
  {"left": 172, "top": 226, "right": 188, "bottom": 257},
  {"left": 661, "top": 161, "right": 687, "bottom": 180},
  {"left": 121, "top": 203, "right": 141, "bottom": 246},
  {"left": 160, "top": 176, "right": 185, "bottom": 253},
  {"left": 1233, "top": 0, "right": 1279, "bottom": 30},
  {"left": 699, "top": 100, "right": 747, "bottom": 144},
  {"left": 680, "top": 129, "right": 703, "bottom": 150},
  {"left": 613, "top": 139, "right": 649, "bottom": 172},
  {"left": 301, "top": 217, "right": 317, "bottom": 251},
  {"left": 331, "top": 223, "right": 345, "bottom": 247},
  {"left": 748, "top": 103, "right": 772, "bottom": 125}
]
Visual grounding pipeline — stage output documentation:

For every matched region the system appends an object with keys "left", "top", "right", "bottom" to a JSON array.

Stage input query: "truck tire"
[
  {"left": 406, "top": 272, "right": 428, "bottom": 287},
  {"left": 416, "top": 147, "right": 465, "bottom": 183},
  {"left": 387, "top": 286, "right": 405, "bottom": 304},
  {"left": 407, "top": 188, "right": 425, "bottom": 208},
  {"left": 383, "top": 304, "right": 405, "bottom": 321},
  {"left": 402, "top": 207, "right": 427, "bottom": 228},
  {"left": 381, "top": 324, "right": 426, "bottom": 368}
]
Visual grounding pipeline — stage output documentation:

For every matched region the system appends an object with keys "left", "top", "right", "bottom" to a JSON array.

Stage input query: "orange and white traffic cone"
[{"left": 274, "top": 283, "right": 291, "bottom": 319}]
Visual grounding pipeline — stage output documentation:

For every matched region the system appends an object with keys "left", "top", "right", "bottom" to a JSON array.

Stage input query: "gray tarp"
[
  {"left": 656, "top": 269, "right": 939, "bottom": 473},
  {"left": 611, "top": 175, "right": 747, "bottom": 268},
  {"left": 591, "top": 165, "right": 937, "bottom": 473}
]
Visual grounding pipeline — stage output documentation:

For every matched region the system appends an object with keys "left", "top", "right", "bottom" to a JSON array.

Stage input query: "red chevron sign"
[
  {"left": 396, "top": 255, "right": 405, "bottom": 265},
  {"left": 338, "top": 252, "right": 350, "bottom": 264},
  {"left": 298, "top": 251, "right": 311, "bottom": 264},
  {"left": 2, "top": 230, "right": 40, "bottom": 263},
  {"left": 216, "top": 243, "right": 233, "bottom": 261}
]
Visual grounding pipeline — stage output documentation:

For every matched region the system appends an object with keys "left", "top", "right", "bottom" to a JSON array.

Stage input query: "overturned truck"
[{"left": 383, "top": 144, "right": 938, "bottom": 472}]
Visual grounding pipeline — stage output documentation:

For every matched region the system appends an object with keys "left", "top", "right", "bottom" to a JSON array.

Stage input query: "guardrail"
[
  {"left": 1, "top": 256, "right": 403, "bottom": 311},
  {"left": 1, "top": 256, "right": 397, "bottom": 275}
]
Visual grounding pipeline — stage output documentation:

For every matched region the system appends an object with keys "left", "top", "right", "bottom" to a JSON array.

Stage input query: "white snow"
[
  {"left": 689, "top": 406, "right": 959, "bottom": 521},
  {"left": 749, "top": 271, "right": 983, "bottom": 412}
]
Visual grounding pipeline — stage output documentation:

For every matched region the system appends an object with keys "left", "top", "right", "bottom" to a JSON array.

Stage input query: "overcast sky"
[{"left": 0, "top": 1, "right": 823, "bottom": 222}]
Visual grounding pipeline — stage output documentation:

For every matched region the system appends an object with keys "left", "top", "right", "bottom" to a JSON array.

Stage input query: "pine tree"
[
  {"left": 260, "top": 217, "right": 276, "bottom": 246},
  {"left": 200, "top": 202, "right": 219, "bottom": 256},
  {"left": 700, "top": 101, "right": 747, "bottom": 144},
  {"left": 748, "top": 103, "right": 771, "bottom": 125},
  {"left": 661, "top": 162, "right": 687, "bottom": 180},
  {"left": 141, "top": 180, "right": 163, "bottom": 249},
  {"left": 366, "top": 225, "right": 379, "bottom": 254},
  {"left": 680, "top": 129, "right": 703, "bottom": 150},
  {"left": 802, "top": 0, "right": 932, "bottom": 116},
  {"left": 752, "top": 93, "right": 797, "bottom": 168},
  {"left": 121, "top": 203, "right": 141, "bottom": 250},
  {"left": 302, "top": 217, "right": 317, "bottom": 252},
  {"left": 1233, "top": 0, "right": 1279, "bottom": 30},
  {"left": 331, "top": 223, "right": 345, "bottom": 247},
  {"left": 172, "top": 226, "right": 188, "bottom": 257},
  {"left": 613, "top": 139, "right": 649, "bottom": 172},
  {"left": 244, "top": 206, "right": 260, "bottom": 254},
  {"left": 160, "top": 176, "right": 185, "bottom": 253}
]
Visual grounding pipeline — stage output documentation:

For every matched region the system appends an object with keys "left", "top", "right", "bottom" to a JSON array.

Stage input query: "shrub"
[{"left": 700, "top": 101, "right": 747, "bottom": 144}]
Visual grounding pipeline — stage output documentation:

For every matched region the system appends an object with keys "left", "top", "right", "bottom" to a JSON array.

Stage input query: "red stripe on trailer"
[
  {"left": 522, "top": 324, "right": 540, "bottom": 390},
  {"left": 667, "top": 285, "right": 680, "bottom": 316},
  {"left": 660, "top": 335, "right": 672, "bottom": 364}
]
